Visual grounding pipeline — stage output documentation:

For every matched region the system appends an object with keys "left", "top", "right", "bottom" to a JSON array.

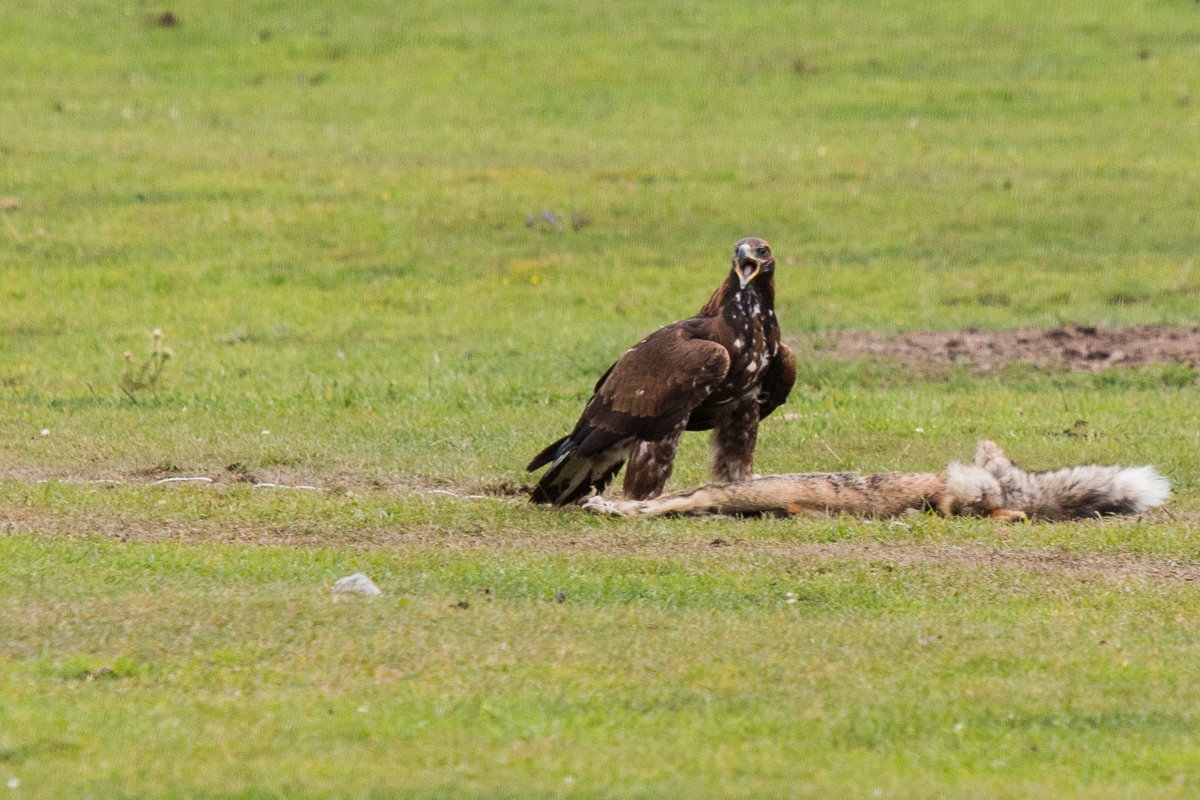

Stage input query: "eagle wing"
[
  {"left": 757, "top": 343, "right": 797, "bottom": 419},
  {"left": 528, "top": 324, "right": 731, "bottom": 505},
  {"left": 588, "top": 326, "right": 732, "bottom": 444}
]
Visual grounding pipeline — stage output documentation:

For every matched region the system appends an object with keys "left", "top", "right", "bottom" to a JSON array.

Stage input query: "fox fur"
[{"left": 582, "top": 441, "right": 1169, "bottom": 522}]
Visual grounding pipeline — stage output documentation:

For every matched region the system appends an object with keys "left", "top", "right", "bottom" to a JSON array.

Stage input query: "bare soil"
[
  {"left": 0, "top": 464, "right": 478, "bottom": 495},
  {"left": 809, "top": 324, "right": 1200, "bottom": 372},
  {"left": 3, "top": 505, "right": 1198, "bottom": 586}
]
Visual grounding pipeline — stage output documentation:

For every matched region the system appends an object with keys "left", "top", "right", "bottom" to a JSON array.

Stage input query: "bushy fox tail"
[{"left": 970, "top": 440, "right": 1170, "bottom": 521}]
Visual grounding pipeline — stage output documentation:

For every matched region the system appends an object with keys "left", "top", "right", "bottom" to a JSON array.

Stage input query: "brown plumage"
[{"left": 528, "top": 237, "right": 796, "bottom": 506}]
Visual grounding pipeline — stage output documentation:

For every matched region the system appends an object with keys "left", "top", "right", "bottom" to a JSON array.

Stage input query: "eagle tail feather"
[
  {"left": 529, "top": 443, "right": 632, "bottom": 506},
  {"left": 527, "top": 435, "right": 571, "bottom": 473}
]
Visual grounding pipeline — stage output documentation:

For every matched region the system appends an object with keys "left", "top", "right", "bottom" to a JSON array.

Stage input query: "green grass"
[
  {"left": 6, "top": 535, "right": 1200, "bottom": 799},
  {"left": 3, "top": 0, "right": 1200, "bottom": 796}
]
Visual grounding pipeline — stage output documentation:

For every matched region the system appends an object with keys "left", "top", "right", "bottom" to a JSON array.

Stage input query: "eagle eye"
[{"left": 755, "top": 246, "right": 769, "bottom": 257}]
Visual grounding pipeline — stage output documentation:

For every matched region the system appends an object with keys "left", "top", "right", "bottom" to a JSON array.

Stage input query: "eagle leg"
[
  {"left": 623, "top": 427, "right": 683, "bottom": 501},
  {"left": 710, "top": 402, "right": 759, "bottom": 484}
]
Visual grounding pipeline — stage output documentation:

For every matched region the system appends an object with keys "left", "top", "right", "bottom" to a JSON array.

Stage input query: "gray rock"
[{"left": 331, "top": 573, "right": 382, "bottom": 596}]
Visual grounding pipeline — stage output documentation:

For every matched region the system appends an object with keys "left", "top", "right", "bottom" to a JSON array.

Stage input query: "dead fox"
[{"left": 582, "top": 441, "right": 1169, "bottom": 522}]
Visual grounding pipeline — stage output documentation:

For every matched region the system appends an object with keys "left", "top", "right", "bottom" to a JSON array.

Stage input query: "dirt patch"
[
  {"left": 808, "top": 324, "right": 1200, "bottom": 373},
  {"left": 3, "top": 504, "right": 1200, "bottom": 587},
  {"left": 471, "top": 480, "right": 534, "bottom": 498},
  {"left": 781, "top": 541, "right": 1200, "bottom": 585},
  {"left": 0, "top": 465, "right": 475, "bottom": 495}
]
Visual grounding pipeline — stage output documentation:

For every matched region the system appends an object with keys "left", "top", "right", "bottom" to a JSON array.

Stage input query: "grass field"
[{"left": 3, "top": 0, "right": 1200, "bottom": 796}]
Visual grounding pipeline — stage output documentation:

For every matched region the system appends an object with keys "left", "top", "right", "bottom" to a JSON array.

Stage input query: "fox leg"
[
  {"left": 973, "top": 441, "right": 1033, "bottom": 508},
  {"left": 584, "top": 484, "right": 736, "bottom": 518},
  {"left": 974, "top": 440, "right": 1014, "bottom": 474},
  {"left": 587, "top": 478, "right": 838, "bottom": 519},
  {"left": 633, "top": 485, "right": 739, "bottom": 516}
]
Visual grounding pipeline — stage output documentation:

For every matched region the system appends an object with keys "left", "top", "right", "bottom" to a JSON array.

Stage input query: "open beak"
[{"left": 735, "top": 244, "right": 761, "bottom": 288}]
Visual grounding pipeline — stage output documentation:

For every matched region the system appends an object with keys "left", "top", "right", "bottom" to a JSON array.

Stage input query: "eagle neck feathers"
[{"left": 700, "top": 273, "right": 776, "bottom": 317}]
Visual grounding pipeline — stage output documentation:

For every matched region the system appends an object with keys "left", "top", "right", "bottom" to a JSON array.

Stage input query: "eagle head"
[{"left": 731, "top": 237, "right": 775, "bottom": 288}]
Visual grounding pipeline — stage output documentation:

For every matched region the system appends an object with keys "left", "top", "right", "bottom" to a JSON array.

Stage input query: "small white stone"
[
  {"left": 332, "top": 573, "right": 382, "bottom": 596},
  {"left": 6, "top": 778, "right": 18, "bottom": 789},
  {"left": 40, "top": 429, "right": 50, "bottom": 436},
  {"left": 915, "top": 427, "right": 924, "bottom": 433},
  {"left": 261, "top": 430, "right": 270, "bottom": 435}
]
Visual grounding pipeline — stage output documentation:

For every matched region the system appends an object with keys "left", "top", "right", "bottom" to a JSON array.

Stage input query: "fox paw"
[{"left": 581, "top": 496, "right": 629, "bottom": 517}]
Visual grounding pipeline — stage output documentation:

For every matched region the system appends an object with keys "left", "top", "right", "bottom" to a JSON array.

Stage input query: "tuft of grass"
[{"left": 118, "top": 327, "right": 172, "bottom": 399}]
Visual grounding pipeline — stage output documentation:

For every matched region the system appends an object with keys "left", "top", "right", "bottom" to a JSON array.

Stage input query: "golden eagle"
[{"left": 528, "top": 237, "right": 796, "bottom": 506}]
